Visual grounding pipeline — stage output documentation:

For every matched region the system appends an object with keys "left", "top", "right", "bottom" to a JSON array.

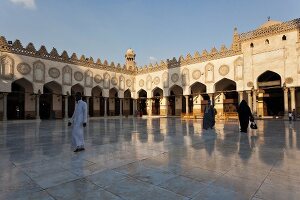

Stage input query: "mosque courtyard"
[{"left": 0, "top": 117, "right": 300, "bottom": 200}]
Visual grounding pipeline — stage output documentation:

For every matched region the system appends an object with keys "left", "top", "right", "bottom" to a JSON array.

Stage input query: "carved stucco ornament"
[
  {"left": 192, "top": 70, "right": 201, "bottom": 80},
  {"left": 285, "top": 77, "right": 293, "bottom": 84},
  {"left": 139, "top": 79, "right": 144, "bottom": 87},
  {"left": 171, "top": 73, "right": 179, "bottom": 83},
  {"left": 94, "top": 74, "right": 102, "bottom": 84},
  {"left": 17, "top": 63, "right": 31, "bottom": 75},
  {"left": 153, "top": 77, "right": 160, "bottom": 85},
  {"left": 247, "top": 81, "right": 254, "bottom": 87},
  {"left": 126, "top": 79, "right": 132, "bottom": 87},
  {"left": 74, "top": 71, "right": 84, "bottom": 81},
  {"left": 219, "top": 65, "right": 229, "bottom": 76},
  {"left": 111, "top": 77, "right": 118, "bottom": 86},
  {"left": 48, "top": 67, "right": 60, "bottom": 78}
]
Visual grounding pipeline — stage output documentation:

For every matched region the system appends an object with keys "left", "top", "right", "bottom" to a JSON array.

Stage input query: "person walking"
[
  {"left": 292, "top": 109, "right": 297, "bottom": 121},
  {"left": 68, "top": 92, "right": 88, "bottom": 152},
  {"left": 237, "top": 100, "right": 254, "bottom": 133},
  {"left": 203, "top": 101, "right": 215, "bottom": 130}
]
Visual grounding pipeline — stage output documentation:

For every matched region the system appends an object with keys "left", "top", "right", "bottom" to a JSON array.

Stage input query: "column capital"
[
  {"left": 246, "top": 90, "right": 252, "bottom": 94},
  {"left": 289, "top": 87, "right": 295, "bottom": 92}
]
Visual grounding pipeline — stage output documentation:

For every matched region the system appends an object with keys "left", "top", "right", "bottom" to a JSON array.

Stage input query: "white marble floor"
[{"left": 0, "top": 117, "right": 300, "bottom": 200}]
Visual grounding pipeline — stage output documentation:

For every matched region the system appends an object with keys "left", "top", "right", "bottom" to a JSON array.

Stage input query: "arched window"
[
  {"left": 265, "top": 39, "right": 269, "bottom": 44},
  {"left": 250, "top": 43, "right": 254, "bottom": 48},
  {"left": 282, "top": 35, "right": 286, "bottom": 41}
]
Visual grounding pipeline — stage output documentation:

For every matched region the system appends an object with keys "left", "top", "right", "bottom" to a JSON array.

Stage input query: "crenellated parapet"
[{"left": 0, "top": 36, "right": 138, "bottom": 75}]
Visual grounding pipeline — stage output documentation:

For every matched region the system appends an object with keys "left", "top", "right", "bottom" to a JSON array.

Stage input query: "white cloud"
[
  {"left": 9, "top": 0, "right": 36, "bottom": 9},
  {"left": 149, "top": 56, "right": 158, "bottom": 64}
]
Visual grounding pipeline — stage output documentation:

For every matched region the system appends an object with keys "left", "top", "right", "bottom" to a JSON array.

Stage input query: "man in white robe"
[{"left": 68, "top": 92, "right": 87, "bottom": 152}]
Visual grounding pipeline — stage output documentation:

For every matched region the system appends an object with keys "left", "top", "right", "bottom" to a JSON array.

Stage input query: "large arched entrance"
[
  {"left": 69, "top": 84, "right": 84, "bottom": 117},
  {"left": 138, "top": 89, "right": 147, "bottom": 115},
  {"left": 91, "top": 86, "right": 103, "bottom": 117},
  {"left": 169, "top": 85, "right": 183, "bottom": 116},
  {"left": 257, "top": 71, "right": 283, "bottom": 116},
  {"left": 190, "top": 82, "right": 208, "bottom": 114},
  {"left": 152, "top": 87, "right": 163, "bottom": 115},
  {"left": 40, "top": 81, "right": 62, "bottom": 119},
  {"left": 124, "top": 89, "right": 133, "bottom": 116},
  {"left": 109, "top": 88, "right": 119, "bottom": 116},
  {"left": 7, "top": 78, "right": 34, "bottom": 119},
  {"left": 215, "top": 78, "right": 238, "bottom": 115}
]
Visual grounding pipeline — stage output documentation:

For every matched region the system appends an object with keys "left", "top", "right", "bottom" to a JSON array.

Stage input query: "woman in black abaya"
[{"left": 237, "top": 100, "right": 254, "bottom": 133}]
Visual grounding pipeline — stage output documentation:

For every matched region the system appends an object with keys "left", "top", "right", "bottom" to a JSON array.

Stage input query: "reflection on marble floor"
[{"left": 0, "top": 118, "right": 300, "bottom": 200}]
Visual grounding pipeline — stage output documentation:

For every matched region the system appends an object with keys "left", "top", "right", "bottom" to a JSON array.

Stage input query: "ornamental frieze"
[
  {"left": 74, "top": 71, "right": 83, "bottom": 81},
  {"left": 247, "top": 81, "right": 254, "bottom": 87},
  {"left": 33, "top": 61, "right": 45, "bottom": 83},
  {"left": 94, "top": 74, "right": 102, "bottom": 84},
  {"left": 48, "top": 67, "right": 60, "bottom": 78},
  {"left": 285, "top": 77, "right": 293, "bottom": 84},
  {"left": 17, "top": 63, "right": 31, "bottom": 75},
  {"left": 153, "top": 77, "right": 160, "bottom": 85},
  {"left": 111, "top": 77, "right": 118, "bottom": 86},
  {"left": 126, "top": 79, "right": 132, "bottom": 87},
  {"left": 139, "top": 79, "right": 144, "bottom": 87}
]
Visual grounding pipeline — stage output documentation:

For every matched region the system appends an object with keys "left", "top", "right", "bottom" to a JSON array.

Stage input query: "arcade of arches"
[{"left": 1, "top": 70, "right": 298, "bottom": 120}]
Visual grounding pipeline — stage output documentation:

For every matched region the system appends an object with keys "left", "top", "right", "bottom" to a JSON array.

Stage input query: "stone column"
[
  {"left": 64, "top": 95, "right": 68, "bottom": 120},
  {"left": 2, "top": 93, "right": 7, "bottom": 121},
  {"left": 193, "top": 95, "right": 202, "bottom": 116},
  {"left": 185, "top": 96, "right": 189, "bottom": 114},
  {"left": 104, "top": 97, "right": 107, "bottom": 117},
  {"left": 36, "top": 94, "right": 40, "bottom": 120},
  {"left": 132, "top": 99, "right": 136, "bottom": 115},
  {"left": 252, "top": 89, "right": 257, "bottom": 116},
  {"left": 290, "top": 87, "right": 296, "bottom": 111},
  {"left": 119, "top": 99, "right": 123, "bottom": 116},
  {"left": 246, "top": 91, "right": 252, "bottom": 112},
  {"left": 86, "top": 97, "right": 90, "bottom": 117},
  {"left": 147, "top": 98, "right": 152, "bottom": 116},
  {"left": 284, "top": 87, "right": 289, "bottom": 117},
  {"left": 208, "top": 93, "right": 213, "bottom": 105},
  {"left": 238, "top": 91, "right": 244, "bottom": 103}
]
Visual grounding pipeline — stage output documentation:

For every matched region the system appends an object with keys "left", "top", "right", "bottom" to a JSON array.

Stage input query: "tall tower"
[{"left": 125, "top": 48, "right": 136, "bottom": 71}]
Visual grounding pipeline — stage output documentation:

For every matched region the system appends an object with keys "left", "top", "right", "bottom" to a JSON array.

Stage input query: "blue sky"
[{"left": 1, "top": 0, "right": 299, "bottom": 66}]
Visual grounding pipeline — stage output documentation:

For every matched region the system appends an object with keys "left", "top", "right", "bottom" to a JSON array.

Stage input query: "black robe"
[{"left": 237, "top": 100, "right": 253, "bottom": 133}]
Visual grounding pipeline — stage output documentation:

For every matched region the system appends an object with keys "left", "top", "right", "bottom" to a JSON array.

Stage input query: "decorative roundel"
[
  {"left": 247, "top": 81, "right": 254, "bottom": 87},
  {"left": 94, "top": 74, "right": 102, "bottom": 84},
  {"left": 126, "top": 79, "right": 132, "bottom": 87},
  {"left": 171, "top": 73, "right": 179, "bottom": 82},
  {"left": 219, "top": 65, "right": 229, "bottom": 76},
  {"left": 74, "top": 71, "right": 84, "bottom": 81},
  {"left": 192, "top": 70, "right": 201, "bottom": 80},
  {"left": 285, "top": 77, "right": 293, "bottom": 84},
  {"left": 153, "top": 77, "right": 160, "bottom": 85},
  {"left": 111, "top": 77, "right": 118, "bottom": 85},
  {"left": 48, "top": 67, "right": 60, "bottom": 78},
  {"left": 17, "top": 63, "right": 31, "bottom": 75},
  {"left": 139, "top": 79, "right": 144, "bottom": 87}
]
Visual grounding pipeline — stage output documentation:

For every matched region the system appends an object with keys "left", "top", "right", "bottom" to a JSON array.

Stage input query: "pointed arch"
[
  {"left": 257, "top": 70, "right": 281, "bottom": 88},
  {"left": 214, "top": 78, "right": 236, "bottom": 92},
  {"left": 124, "top": 89, "right": 132, "bottom": 98},
  {"left": 44, "top": 81, "right": 62, "bottom": 95},
  {"left": 92, "top": 85, "right": 102, "bottom": 97},
  {"left": 169, "top": 84, "right": 183, "bottom": 96},
  {"left": 109, "top": 87, "right": 119, "bottom": 98},
  {"left": 71, "top": 83, "right": 84, "bottom": 95},
  {"left": 190, "top": 82, "right": 207, "bottom": 94},
  {"left": 152, "top": 87, "right": 163, "bottom": 97}
]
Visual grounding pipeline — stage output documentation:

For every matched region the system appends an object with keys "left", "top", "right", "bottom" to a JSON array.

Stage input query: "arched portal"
[
  {"left": 124, "top": 89, "right": 133, "bottom": 116},
  {"left": 109, "top": 88, "right": 119, "bottom": 116},
  {"left": 214, "top": 78, "right": 238, "bottom": 115},
  {"left": 91, "top": 86, "right": 103, "bottom": 117},
  {"left": 190, "top": 82, "right": 208, "bottom": 114},
  {"left": 257, "top": 71, "right": 283, "bottom": 116},
  {"left": 7, "top": 78, "right": 34, "bottom": 119},
  {"left": 40, "top": 81, "right": 62, "bottom": 119},
  {"left": 169, "top": 85, "right": 183, "bottom": 116},
  {"left": 69, "top": 84, "right": 84, "bottom": 117},
  {"left": 138, "top": 89, "right": 147, "bottom": 115},
  {"left": 152, "top": 87, "right": 163, "bottom": 115}
]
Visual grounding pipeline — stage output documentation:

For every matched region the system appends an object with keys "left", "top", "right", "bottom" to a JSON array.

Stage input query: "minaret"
[{"left": 125, "top": 48, "right": 136, "bottom": 71}]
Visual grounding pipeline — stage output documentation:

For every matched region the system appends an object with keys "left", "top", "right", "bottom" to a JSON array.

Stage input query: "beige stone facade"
[{"left": 1, "top": 18, "right": 300, "bottom": 120}]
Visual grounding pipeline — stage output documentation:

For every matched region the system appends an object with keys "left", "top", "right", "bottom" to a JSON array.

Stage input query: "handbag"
[{"left": 250, "top": 121, "right": 257, "bottom": 129}]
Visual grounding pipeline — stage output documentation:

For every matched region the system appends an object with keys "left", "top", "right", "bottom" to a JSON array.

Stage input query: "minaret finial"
[{"left": 268, "top": 16, "right": 270, "bottom": 21}]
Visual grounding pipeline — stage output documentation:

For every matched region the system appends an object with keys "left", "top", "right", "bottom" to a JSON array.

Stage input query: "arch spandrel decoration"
[
  {"left": 48, "top": 67, "right": 60, "bottom": 79},
  {"left": 62, "top": 65, "right": 72, "bottom": 86},
  {"left": 234, "top": 57, "right": 243, "bottom": 81},
  {"left": 74, "top": 71, "right": 84, "bottom": 82},
  {"left": 219, "top": 65, "right": 230, "bottom": 76},
  {"left": 33, "top": 60, "right": 45, "bottom": 83},
  {"left": 146, "top": 75, "right": 152, "bottom": 91},
  {"left": 0, "top": 55, "right": 14, "bottom": 79},
  {"left": 205, "top": 63, "right": 214, "bottom": 83},
  {"left": 17, "top": 62, "right": 31, "bottom": 75},
  {"left": 84, "top": 70, "right": 93, "bottom": 87},
  {"left": 182, "top": 68, "right": 190, "bottom": 86},
  {"left": 192, "top": 70, "right": 201, "bottom": 80},
  {"left": 162, "top": 72, "right": 169, "bottom": 88},
  {"left": 119, "top": 75, "right": 125, "bottom": 91},
  {"left": 94, "top": 74, "right": 102, "bottom": 84},
  {"left": 103, "top": 73, "right": 110, "bottom": 89}
]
